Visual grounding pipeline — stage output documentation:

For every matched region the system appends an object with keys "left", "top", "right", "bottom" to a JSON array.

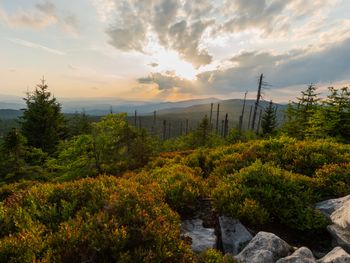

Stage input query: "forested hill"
[
  {"left": 0, "top": 109, "right": 22, "bottom": 120},
  {"left": 155, "top": 99, "right": 287, "bottom": 126}
]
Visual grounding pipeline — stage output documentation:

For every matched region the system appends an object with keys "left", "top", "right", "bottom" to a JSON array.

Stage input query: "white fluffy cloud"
[
  {"left": 102, "top": 0, "right": 343, "bottom": 68},
  {"left": 138, "top": 35, "right": 350, "bottom": 96}
]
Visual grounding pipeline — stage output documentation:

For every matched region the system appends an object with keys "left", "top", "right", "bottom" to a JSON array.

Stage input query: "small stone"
[{"left": 181, "top": 219, "right": 216, "bottom": 253}]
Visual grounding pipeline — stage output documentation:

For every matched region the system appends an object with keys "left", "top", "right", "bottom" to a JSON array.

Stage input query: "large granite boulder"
[
  {"left": 181, "top": 219, "right": 216, "bottom": 253},
  {"left": 235, "top": 231, "right": 292, "bottom": 263},
  {"left": 219, "top": 216, "right": 253, "bottom": 255},
  {"left": 276, "top": 247, "right": 316, "bottom": 263},
  {"left": 317, "top": 247, "right": 350, "bottom": 263},
  {"left": 316, "top": 195, "right": 350, "bottom": 252},
  {"left": 316, "top": 196, "right": 350, "bottom": 219}
]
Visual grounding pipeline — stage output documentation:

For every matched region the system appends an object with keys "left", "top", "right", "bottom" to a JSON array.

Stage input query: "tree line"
[{"left": 0, "top": 79, "right": 349, "bottom": 183}]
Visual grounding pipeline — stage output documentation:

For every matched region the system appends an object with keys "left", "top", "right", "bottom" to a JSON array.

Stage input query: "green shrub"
[
  {"left": 149, "top": 164, "right": 204, "bottom": 214},
  {"left": 212, "top": 161, "right": 328, "bottom": 230},
  {"left": 191, "top": 137, "right": 350, "bottom": 179},
  {"left": 238, "top": 198, "right": 269, "bottom": 225}
]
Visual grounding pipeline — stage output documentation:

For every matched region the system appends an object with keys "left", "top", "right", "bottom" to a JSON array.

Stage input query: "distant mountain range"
[
  {"left": 0, "top": 97, "right": 287, "bottom": 120},
  {"left": 0, "top": 95, "right": 221, "bottom": 115},
  {"left": 0, "top": 97, "right": 287, "bottom": 137}
]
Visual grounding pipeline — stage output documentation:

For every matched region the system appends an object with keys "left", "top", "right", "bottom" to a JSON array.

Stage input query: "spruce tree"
[
  {"left": 21, "top": 78, "right": 65, "bottom": 153},
  {"left": 261, "top": 101, "right": 277, "bottom": 135},
  {"left": 283, "top": 84, "right": 320, "bottom": 139},
  {"left": 309, "top": 86, "right": 350, "bottom": 141},
  {"left": 296, "top": 84, "right": 321, "bottom": 127}
]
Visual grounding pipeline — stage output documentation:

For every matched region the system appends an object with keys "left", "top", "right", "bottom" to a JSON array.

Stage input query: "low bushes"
[
  {"left": 211, "top": 161, "right": 328, "bottom": 230},
  {"left": 148, "top": 164, "right": 205, "bottom": 214},
  {"left": 184, "top": 137, "right": 350, "bottom": 179},
  {"left": 0, "top": 176, "right": 194, "bottom": 262},
  {"left": 314, "top": 162, "right": 350, "bottom": 198}
]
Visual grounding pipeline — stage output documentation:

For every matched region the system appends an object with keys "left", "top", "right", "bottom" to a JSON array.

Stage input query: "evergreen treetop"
[
  {"left": 21, "top": 78, "right": 65, "bottom": 154},
  {"left": 261, "top": 100, "right": 277, "bottom": 135}
]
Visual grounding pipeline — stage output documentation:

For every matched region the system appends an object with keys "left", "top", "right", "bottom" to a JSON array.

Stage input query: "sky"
[{"left": 0, "top": 0, "right": 350, "bottom": 102}]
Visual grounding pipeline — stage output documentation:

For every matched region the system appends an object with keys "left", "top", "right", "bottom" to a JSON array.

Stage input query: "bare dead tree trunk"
[
  {"left": 251, "top": 74, "right": 263, "bottom": 130},
  {"left": 257, "top": 109, "right": 263, "bottom": 134},
  {"left": 224, "top": 113, "right": 229, "bottom": 137},
  {"left": 216, "top": 104, "right": 220, "bottom": 134},
  {"left": 239, "top": 91, "right": 248, "bottom": 133}
]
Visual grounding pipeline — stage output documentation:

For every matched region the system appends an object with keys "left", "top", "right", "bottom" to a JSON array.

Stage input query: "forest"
[{"left": 0, "top": 80, "right": 350, "bottom": 262}]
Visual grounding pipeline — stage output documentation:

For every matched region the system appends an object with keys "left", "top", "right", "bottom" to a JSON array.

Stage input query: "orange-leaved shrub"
[
  {"left": 314, "top": 162, "right": 350, "bottom": 198},
  {"left": 0, "top": 176, "right": 194, "bottom": 262}
]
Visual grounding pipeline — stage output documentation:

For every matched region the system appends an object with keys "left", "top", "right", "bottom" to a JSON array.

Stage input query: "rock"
[
  {"left": 219, "top": 216, "right": 253, "bottom": 255},
  {"left": 181, "top": 219, "right": 216, "bottom": 253},
  {"left": 316, "top": 195, "right": 350, "bottom": 252},
  {"left": 235, "top": 231, "right": 292, "bottom": 263},
  {"left": 276, "top": 247, "right": 316, "bottom": 263},
  {"left": 317, "top": 247, "right": 350, "bottom": 263},
  {"left": 316, "top": 196, "right": 350, "bottom": 219}
]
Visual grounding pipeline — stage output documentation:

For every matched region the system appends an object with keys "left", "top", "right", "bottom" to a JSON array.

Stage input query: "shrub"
[
  {"left": 314, "top": 163, "right": 350, "bottom": 198},
  {"left": 199, "top": 249, "right": 239, "bottom": 263},
  {"left": 149, "top": 164, "right": 204, "bottom": 214},
  {"left": 192, "top": 137, "right": 350, "bottom": 179},
  {"left": 211, "top": 161, "right": 328, "bottom": 230},
  {"left": 0, "top": 176, "right": 194, "bottom": 262}
]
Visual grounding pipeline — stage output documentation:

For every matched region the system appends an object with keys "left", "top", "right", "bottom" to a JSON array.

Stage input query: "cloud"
[
  {"left": 138, "top": 71, "right": 194, "bottom": 91},
  {"left": 0, "top": 1, "right": 79, "bottom": 35},
  {"left": 61, "top": 14, "right": 80, "bottom": 35},
  {"left": 103, "top": 0, "right": 341, "bottom": 68},
  {"left": 35, "top": 1, "right": 56, "bottom": 14},
  {"left": 7, "top": 38, "right": 65, "bottom": 55},
  {"left": 0, "top": 2, "right": 57, "bottom": 29},
  {"left": 91, "top": 0, "right": 116, "bottom": 22},
  {"left": 201, "top": 36, "right": 350, "bottom": 93},
  {"left": 138, "top": 36, "right": 350, "bottom": 97},
  {"left": 105, "top": 0, "right": 213, "bottom": 67},
  {"left": 148, "top": 62, "right": 159, "bottom": 67}
]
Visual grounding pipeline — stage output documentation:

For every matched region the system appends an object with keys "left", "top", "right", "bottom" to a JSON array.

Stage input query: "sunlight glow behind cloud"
[{"left": 0, "top": 0, "right": 349, "bottom": 101}]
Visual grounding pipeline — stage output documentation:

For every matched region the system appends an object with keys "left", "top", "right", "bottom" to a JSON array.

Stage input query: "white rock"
[
  {"left": 276, "top": 247, "right": 316, "bottom": 263},
  {"left": 235, "top": 231, "right": 292, "bottom": 263},
  {"left": 219, "top": 216, "right": 253, "bottom": 255},
  {"left": 181, "top": 219, "right": 216, "bottom": 253},
  {"left": 317, "top": 247, "right": 350, "bottom": 263},
  {"left": 316, "top": 195, "right": 350, "bottom": 251},
  {"left": 316, "top": 196, "right": 350, "bottom": 219}
]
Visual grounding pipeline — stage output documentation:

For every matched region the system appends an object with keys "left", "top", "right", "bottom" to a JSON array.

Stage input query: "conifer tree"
[
  {"left": 308, "top": 87, "right": 350, "bottom": 141},
  {"left": 2, "top": 128, "right": 26, "bottom": 172},
  {"left": 21, "top": 78, "right": 65, "bottom": 153},
  {"left": 196, "top": 115, "right": 210, "bottom": 146},
  {"left": 297, "top": 84, "right": 321, "bottom": 127},
  {"left": 283, "top": 84, "right": 320, "bottom": 139},
  {"left": 261, "top": 101, "right": 277, "bottom": 135}
]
